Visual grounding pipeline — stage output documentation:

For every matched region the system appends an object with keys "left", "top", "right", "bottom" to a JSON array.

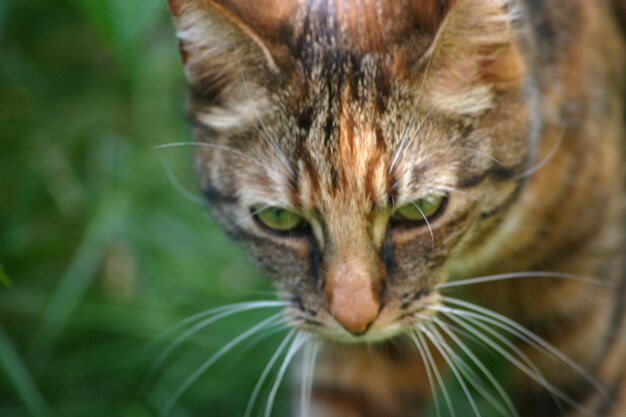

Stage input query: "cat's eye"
[
  {"left": 392, "top": 194, "right": 446, "bottom": 224},
  {"left": 253, "top": 206, "right": 306, "bottom": 233}
]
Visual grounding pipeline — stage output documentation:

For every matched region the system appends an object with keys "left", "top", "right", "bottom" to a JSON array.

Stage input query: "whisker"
[
  {"left": 410, "top": 331, "right": 442, "bottom": 417},
  {"left": 153, "top": 142, "right": 266, "bottom": 168},
  {"left": 390, "top": 110, "right": 433, "bottom": 175},
  {"left": 434, "top": 305, "right": 599, "bottom": 415},
  {"left": 157, "top": 152, "right": 206, "bottom": 205},
  {"left": 428, "top": 316, "right": 518, "bottom": 417},
  {"left": 264, "top": 332, "right": 309, "bottom": 417},
  {"left": 422, "top": 323, "right": 483, "bottom": 417},
  {"left": 300, "top": 338, "right": 320, "bottom": 417},
  {"left": 244, "top": 290, "right": 294, "bottom": 299},
  {"left": 412, "top": 202, "right": 435, "bottom": 249},
  {"left": 516, "top": 126, "right": 565, "bottom": 179},
  {"left": 435, "top": 271, "right": 609, "bottom": 290},
  {"left": 389, "top": 30, "right": 441, "bottom": 174},
  {"left": 428, "top": 181, "right": 478, "bottom": 199},
  {"left": 161, "top": 313, "right": 285, "bottom": 415},
  {"left": 226, "top": 204, "right": 273, "bottom": 233},
  {"left": 306, "top": 339, "right": 320, "bottom": 417},
  {"left": 456, "top": 146, "right": 507, "bottom": 169},
  {"left": 416, "top": 330, "right": 457, "bottom": 417},
  {"left": 425, "top": 316, "right": 491, "bottom": 351},
  {"left": 231, "top": 32, "right": 294, "bottom": 177},
  {"left": 244, "top": 330, "right": 296, "bottom": 417},
  {"left": 300, "top": 340, "right": 313, "bottom": 417},
  {"left": 427, "top": 323, "right": 511, "bottom": 417},
  {"left": 146, "top": 301, "right": 289, "bottom": 387},
  {"left": 146, "top": 301, "right": 289, "bottom": 351},
  {"left": 242, "top": 321, "right": 296, "bottom": 359},
  {"left": 442, "top": 311, "right": 565, "bottom": 415},
  {"left": 285, "top": 309, "right": 322, "bottom": 325},
  {"left": 441, "top": 296, "right": 610, "bottom": 402},
  {"left": 436, "top": 307, "right": 587, "bottom": 416}
]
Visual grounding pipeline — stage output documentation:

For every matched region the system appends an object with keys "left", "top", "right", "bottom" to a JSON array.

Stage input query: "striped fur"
[{"left": 169, "top": 1, "right": 626, "bottom": 416}]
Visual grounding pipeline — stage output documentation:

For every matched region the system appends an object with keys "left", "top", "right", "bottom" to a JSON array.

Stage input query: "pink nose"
[{"left": 325, "top": 260, "right": 380, "bottom": 335}]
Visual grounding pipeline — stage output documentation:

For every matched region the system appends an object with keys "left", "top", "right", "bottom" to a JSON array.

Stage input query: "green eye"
[
  {"left": 393, "top": 194, "right": 445, "bottom": 223},
  {"left": 254, "top": 206, "right": 306, "bottom": 232}
]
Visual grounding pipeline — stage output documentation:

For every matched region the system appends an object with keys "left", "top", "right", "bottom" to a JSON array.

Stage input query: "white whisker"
[
  {"left": 428, "top": 317, "right": 491, "bottom": 350},
  {"left": 416, "top": 330, "right": 457, "bottom": 417},
  {"left": 441, "top": 296, "right": 610, "bottom": 402},
  {"left": 245, "top": 330, "right": 296, "bottom": 417},
  {"left": 157, "top": 152, "right": 206, "bottom": 205},
  {"left": 517, "top": 126, "right": 564, "bottom": 179},
  {"left": 226, "top": 204, "right": 273, "bottom": 232},
  {"left": 231, "top": 32, "right": 294, "bottom": 178},
  {"left": 390, "top": 111, "right": 432, "bottom": 175},
  {"left": 443, "top": 311, "right": 565, "bottom": 415},
  {"left": 149, "top": 301, "right": 289, "bottom": 380},
  {"left": 264, "top": 332, "right": 309, "bottom": 417},
  {"left": 410, "top": 331, "right": 442, "bottom": 417},
  {"left": 434, "top": 304, "right": 599, "bottom": 415},
  {"left": 300, "top": 340, "right": 312, "bottom": 417},
  {"left": 162, "top": 313, "right": 285, "bottom": 415},
  {"left": 300, "top": 339, "right": 320, "bottom": 417},
  {"left": 428, "top": 323, "right": 510, "bottom": 417},
  {"left": 429, "top": 316, "right": 518, "bottom": 417},
  {"left": 457, "top": 146, "right": 507, "bottom": 168},
  {"left": 412, "top": 202, "right": 435, "bottom": 249},
  {"left": 429, "top": 181, "right": 478, "bottom": 199},
  {"left": 435, "top": 271, "right": 608, "bottom": 290},
  {"left": 422, "top": 323, "right": 483, "bottom": 417},
  {"left": 306, "top": 340, "right": 319, "bottom": 417},
  {"left": 147, "top": 301, "right": 288, "bottom": 350},
  {"left": 153, "top": 141, "right": 266, "bottom": 168},
  {"left": 389, "top": 45, "right": 439, "bottom": 174}
]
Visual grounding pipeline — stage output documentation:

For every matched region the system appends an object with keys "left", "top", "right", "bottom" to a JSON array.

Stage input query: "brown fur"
[{"left": 169, "top": 1, "right": 626, "bottom": 416}]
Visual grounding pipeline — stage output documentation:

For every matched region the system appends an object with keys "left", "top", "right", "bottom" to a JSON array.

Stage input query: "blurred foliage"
[{"left": 0, "top": 0, "right": 285, "bottom": 416}]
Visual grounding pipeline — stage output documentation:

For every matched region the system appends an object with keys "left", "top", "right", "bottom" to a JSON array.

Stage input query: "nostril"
[
  {"left": 342, "top": 319, "right": 376, "bottom": 336},
  {"left": 331, "top": 307, "right": 377, "bottom": 335},
  {"left": 342, "top": 320, "right": 375, "bottom": 336}
]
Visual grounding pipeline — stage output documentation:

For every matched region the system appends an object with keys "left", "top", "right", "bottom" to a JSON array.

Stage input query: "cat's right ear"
[{"left": 168, "top": 0, "right": 295, "bottom": 101}]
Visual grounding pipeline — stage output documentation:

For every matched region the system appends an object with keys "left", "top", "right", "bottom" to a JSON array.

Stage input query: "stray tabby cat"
[{"left": 167, "top": 0, "right": 626, "bottom": 416}]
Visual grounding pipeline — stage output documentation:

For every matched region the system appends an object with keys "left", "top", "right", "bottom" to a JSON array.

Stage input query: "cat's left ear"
[{"left": 422, "top": 0, "right": 525, "bottom": 115}]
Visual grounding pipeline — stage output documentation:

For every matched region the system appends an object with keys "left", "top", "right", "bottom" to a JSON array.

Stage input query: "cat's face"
[{"left": 170, "top": 0, "right": 529, "bottom": 342}]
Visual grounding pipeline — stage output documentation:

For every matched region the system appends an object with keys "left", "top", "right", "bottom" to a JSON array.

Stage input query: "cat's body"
[{"left": 168, "top": 1, "right": 626, "bottom": 416}]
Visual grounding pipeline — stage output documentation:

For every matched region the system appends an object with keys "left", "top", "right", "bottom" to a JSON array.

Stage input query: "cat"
[{"left": 167, "top": 0, "right": 626, "bottom": 416}]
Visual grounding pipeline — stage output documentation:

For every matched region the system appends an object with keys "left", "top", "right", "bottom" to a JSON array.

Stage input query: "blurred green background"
[{"left": 0, "top": 1, "right": 289, "bottom": 416}]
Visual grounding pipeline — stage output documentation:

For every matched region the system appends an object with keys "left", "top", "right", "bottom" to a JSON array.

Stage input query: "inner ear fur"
[
  {"left": 168, "top": 0, "right": 296, "bottom": 100},
  {"left": 423, "top": 0, "right": 525, "bottom": 114}
]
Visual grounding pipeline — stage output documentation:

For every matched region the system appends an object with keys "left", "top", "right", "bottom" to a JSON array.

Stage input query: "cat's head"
[{"left": 169, "top": 0, "right": 530, "bottom": 342}]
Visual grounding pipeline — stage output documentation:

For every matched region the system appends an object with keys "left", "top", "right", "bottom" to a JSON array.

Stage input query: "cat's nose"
[{"left": 325, "top": 259, "right": 381, "bottom": 335}]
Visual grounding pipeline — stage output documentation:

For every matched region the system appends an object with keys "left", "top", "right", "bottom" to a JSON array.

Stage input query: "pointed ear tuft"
[{"left": 425, "top": 0, "right": 524, "bottom": 115}]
